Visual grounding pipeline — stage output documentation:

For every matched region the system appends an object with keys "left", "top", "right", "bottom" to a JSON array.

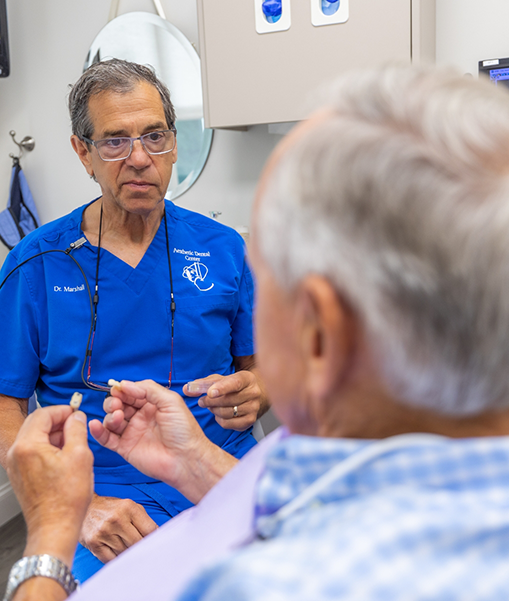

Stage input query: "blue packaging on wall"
[
  {"left": 322, "top": 0, "right": 340, "bottom": 16},
  {"left": 262, "top": 0, "right": 283, "bottom": 24}
]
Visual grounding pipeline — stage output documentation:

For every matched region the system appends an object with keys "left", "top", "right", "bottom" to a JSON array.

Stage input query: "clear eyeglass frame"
[{"left": 82, "top": 127, "right": 177, "bottom": 162}]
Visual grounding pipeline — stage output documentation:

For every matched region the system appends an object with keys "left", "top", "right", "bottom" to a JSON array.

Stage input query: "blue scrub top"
[{"left": 0, "top": 199, "right": 256, "bottom": 477}]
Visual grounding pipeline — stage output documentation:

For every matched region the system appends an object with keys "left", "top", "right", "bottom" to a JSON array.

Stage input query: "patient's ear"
[{"left": 296, "top": 275, "right": 357, "bottom": 411}]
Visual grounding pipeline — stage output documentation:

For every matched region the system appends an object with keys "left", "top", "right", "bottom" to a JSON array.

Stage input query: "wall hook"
[{"left": 9, "top": 130, "right": 35, "bottom": 162}]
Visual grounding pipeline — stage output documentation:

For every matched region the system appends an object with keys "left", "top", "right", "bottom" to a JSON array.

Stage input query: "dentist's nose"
[{"left": 126, "top": 139, "right": 151, "bottom": 169}]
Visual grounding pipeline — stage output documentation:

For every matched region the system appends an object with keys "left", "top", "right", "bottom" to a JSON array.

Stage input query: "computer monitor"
[
  {"left": 0, "top": 0, "right": 9, "bottom": 78},
  {"left": 479, "top": 57, "right": 509, "bottom": 90}
]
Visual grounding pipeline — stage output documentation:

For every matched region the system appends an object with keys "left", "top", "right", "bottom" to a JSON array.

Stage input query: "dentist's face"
[{"left": 73, "top": 81, "right": 177, "bottom": 218}]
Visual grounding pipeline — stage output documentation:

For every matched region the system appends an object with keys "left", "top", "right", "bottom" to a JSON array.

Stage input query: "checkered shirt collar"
[{"left": 254, "top": 433, "right": 509, "bottom": 535}]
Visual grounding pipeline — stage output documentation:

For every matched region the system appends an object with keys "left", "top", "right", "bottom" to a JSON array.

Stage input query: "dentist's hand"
[
  {"left": 184, "top": 356, "right": 269, "bottom": 432},
  {"left": 89, "top": 380, "right": 237, "bottom": 504},
  {"left": 78, "top": 493, "right": 157, "bottom": 563}
]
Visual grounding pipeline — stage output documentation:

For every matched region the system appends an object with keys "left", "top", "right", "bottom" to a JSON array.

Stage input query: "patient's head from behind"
[{"left": 251, "top": 65, "right": 509, "bottom": 438}]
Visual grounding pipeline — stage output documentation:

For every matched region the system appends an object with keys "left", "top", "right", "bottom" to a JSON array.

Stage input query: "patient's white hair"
[{"left": 256, "top": 65, "right": 509, "bottom": 416}]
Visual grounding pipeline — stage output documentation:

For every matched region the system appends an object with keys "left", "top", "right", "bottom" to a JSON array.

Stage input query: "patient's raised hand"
[{"left": 89, "top": 380, "right": 237, "bottom": 503}]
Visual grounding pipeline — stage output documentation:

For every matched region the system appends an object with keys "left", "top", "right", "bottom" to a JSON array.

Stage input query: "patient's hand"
[
  {"left": 79, "top": 494, "right": 157, "bottom": 563},
  {"left": 90, "top": 381, "right": 206, "bottom": 485},
  {"left": 89, "top": 380, "right": 238, "bottom": 504},
  {"left": 7, "top": 406, "right": 93, "bottom": 567}
]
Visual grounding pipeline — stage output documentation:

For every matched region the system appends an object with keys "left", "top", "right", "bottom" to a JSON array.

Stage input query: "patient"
[{"left": 6, "top": 64, "right": 509, "bottom": 601}]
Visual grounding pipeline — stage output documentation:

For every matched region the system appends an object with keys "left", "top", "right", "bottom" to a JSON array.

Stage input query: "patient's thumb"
[
  {"left": 72, "top": 410, "right": 87, "bottom": 425},
  {"left": 63, "top": 410, "right": 90, "bottom": 448}
]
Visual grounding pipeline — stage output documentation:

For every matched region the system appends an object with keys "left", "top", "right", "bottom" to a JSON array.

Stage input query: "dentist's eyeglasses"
[{"left": 82, "top": 128, "right": 177, "bottom": 162}]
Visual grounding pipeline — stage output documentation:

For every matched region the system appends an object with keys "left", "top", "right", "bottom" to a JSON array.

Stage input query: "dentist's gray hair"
[
  {"left": 256, "top": 65, "right": 509, "bottom": 415},
  {"left": 69, "top": 58, "right": 176, "bottom": 141}
]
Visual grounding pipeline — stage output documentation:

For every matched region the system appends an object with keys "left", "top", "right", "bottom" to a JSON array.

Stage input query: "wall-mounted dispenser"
[
  {"left": 311, "top": 0, "right": 348, "bottom": 27},
  {"left": 198, "top": 0, "right": 436, "bottom": 128},
  {"left": 255, "top": 0, "right": 291, "bottom": 34}
]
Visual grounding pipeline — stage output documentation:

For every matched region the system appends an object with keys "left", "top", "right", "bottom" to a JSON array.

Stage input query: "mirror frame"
[{"left": 83, "top": 11, "right": 213, "bottom": 200}]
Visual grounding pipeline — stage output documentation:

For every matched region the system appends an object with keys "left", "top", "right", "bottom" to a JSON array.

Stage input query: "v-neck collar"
[{"left": 78, "top": 200, "right": 177, "bottom": 295}]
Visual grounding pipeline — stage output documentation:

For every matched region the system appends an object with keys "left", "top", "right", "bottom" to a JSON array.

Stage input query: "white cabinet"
[{"left": 197, "top": 0, "right": 435, "bottom": 128}]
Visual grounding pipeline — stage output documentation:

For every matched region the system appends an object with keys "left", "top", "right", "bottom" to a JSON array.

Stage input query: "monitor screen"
[
  {"left": 479, "top": 58, "right": 509, "bottom": 91},
  {"left": 486, "top": 67, "right": 509, "bottom": 90}
]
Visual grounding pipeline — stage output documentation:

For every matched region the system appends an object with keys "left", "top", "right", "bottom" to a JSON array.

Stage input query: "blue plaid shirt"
[{"left": 179, "top": 433, "right": 509, "bottom": 600}]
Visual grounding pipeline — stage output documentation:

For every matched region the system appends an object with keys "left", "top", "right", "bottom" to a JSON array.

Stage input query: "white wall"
[
  {"left": 435, "top": 0, "right": 509, "bottom": 74},
  {"left": 2, "top": 0, "right": 509, "bottom": 526}
]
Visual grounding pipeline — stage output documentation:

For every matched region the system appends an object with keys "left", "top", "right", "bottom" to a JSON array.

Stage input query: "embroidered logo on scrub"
[
  {"left": 174, "top": 247, "right": 215, "bottom": 292},
  {"left": 183, "top": 262, "right": 214, "bottom": 292}
]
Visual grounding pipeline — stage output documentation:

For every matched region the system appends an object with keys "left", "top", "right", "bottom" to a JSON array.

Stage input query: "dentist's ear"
[
  {"left": 171, "top": 137, "right": 178, "bottom": 164},
  {"left": 71, "top": 135, "right": 95, "bottom": 179}
]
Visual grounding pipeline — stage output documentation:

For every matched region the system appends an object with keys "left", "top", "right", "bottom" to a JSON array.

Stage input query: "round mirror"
[{"left": 84, "top": 12, "right": 213, "bottom": 200}]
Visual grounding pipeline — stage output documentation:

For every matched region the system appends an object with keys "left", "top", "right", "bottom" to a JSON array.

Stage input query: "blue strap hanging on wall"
[{"left": 0, "top": 157, "right": 41, "bottom": 250}]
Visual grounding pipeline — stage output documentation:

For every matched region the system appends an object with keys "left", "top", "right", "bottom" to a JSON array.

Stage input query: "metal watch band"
[{"left": 3, "top": 554, "right": 78, "bottom": 601}]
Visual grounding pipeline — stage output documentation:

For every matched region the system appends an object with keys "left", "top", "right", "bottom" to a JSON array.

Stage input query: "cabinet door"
[{"left": 198, "top": 0, "right": 412, "bottom": 128}]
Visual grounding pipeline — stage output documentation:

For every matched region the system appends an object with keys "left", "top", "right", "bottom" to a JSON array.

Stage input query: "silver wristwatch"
[{"left": 3, "top": 554, "right": 78, "bottom": 601}]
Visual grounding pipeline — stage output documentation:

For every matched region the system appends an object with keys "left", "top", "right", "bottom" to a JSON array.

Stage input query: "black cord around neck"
[
  {"left": 85, "top": 202, "right": 176, "bottom": 389},
  {"left": 163, "top": 209, "right": 176, "bottom": 335},
  {"left": 92, "top": 202, "right": 103, "bottom": 331}
]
